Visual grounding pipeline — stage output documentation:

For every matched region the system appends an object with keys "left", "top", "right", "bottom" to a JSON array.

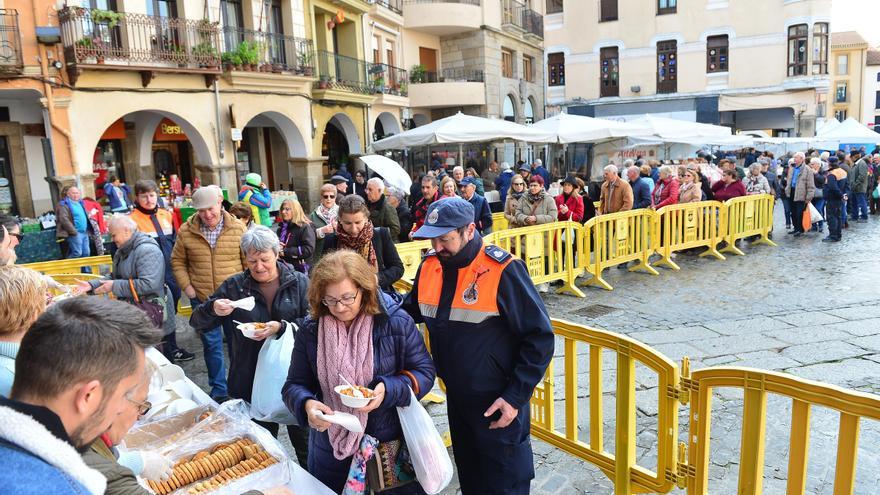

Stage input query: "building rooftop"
[
  {"left": 867, "top": 49, "right": 880, "bottom": 66},
  {"left": 831, "top": 31, "right": 869, "bottom": 48}
]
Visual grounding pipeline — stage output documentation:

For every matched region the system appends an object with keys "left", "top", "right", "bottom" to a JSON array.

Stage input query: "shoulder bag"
[{"left": 129, "top": 279, "right": 165, "bottom": 329}]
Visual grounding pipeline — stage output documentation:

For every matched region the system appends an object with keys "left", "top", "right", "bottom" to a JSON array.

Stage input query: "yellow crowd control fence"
[
  {"left": 491, "top": 211, "right": 508, "bottom": 232},
  {"left": 579, "top": 208, "right": 659, "bottom": 291},
  {"left": 720, "top": 194, "right": 777, "bottom": 256},
  {"left": 653, "top": 201, "right": 726, "bottom": 271}
]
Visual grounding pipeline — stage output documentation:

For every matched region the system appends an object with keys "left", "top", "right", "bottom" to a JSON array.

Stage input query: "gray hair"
[
  {"left": 452, "top": 166, "right": 464, "bottom": 175},
  {"left": 366, "top": 177, "right": 385, "bottom": 193},
  {"left": 658, "top": 165, "right": 675, "bottom": 177},
  {"left": 794, "top": 151, "right": 806, "bottom": 160},
  {"left": 623, "top": 159, "right": 635, "bottom": 168},
  {"left": 603, "top": 164, "right": 618, "bottom": 175},
  {"left": 809, "top": 157, "right": 822, "bottom": 166},
  {"left": 108, "top": 214, "right": 137, "bottom": 232},
  {"left": 387, "top": 186, "right": 405, "bottom": 202},
  {"left": 749, "top": 163, "right": 763, "bottom": 174},
  {"left": 240, "top": 225, "right": 280, "bottom": 255},
  {"left": 626, "top": 165, "right": 640, "bottom": 177},
  {"left": 421, "top": 174, "right": 438, "bottom": 187}
]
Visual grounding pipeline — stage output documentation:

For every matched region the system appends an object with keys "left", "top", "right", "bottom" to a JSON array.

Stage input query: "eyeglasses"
[
  {"left": 512, "top": 182, "right": 525, "bottom": 186},
  {"left": 323, "top": 194, "right": 336, "bottom": 199},
  {"left": 322, "top": 289, "right": 360, "bottom": 308},
  {"left": 9, "top": 232, "right": 22, "bottom": 241},
  {"left": 127, "top": 396, "right": 152, "bottom": 417}
]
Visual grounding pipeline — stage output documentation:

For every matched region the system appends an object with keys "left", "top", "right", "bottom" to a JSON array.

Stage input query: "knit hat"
[
  {"left": 245, "top": 173, "right": 262, "bottom": 188},
  {"left": 500, "top": 162, "right": 511, "bottom": 171}
]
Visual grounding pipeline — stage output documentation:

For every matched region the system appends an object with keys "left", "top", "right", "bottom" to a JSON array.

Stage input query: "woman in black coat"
[
  {"left": 276, "top": 199, "right": 316, "bottom": 273},
  {"left": 320, "top": 194, "right": 404, "bottom": 292},
  {"left": 190, "top": 225, "right": 310, "bottom": 467}
]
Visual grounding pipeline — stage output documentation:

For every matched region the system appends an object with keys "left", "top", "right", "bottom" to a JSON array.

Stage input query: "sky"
[{"left": 832, "top": 0, "right": 880, "bottom": 47}]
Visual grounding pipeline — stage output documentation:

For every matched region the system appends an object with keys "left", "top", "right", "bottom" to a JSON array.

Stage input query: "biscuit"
[
  {"left": 159, "top": 480, "right": 172, "bottom": 494},
  {"left": 185, "top": 464, "right": 198, "bottom": 483},
  {"left": 179, "top": 465, "right": 193, "bottom": 485},
  {"left": 193, "top": 451, "right": 208, "bottom": 461},
  {"left": 212, "top": 443, "right": 228, "bottom": 453},
  {"left": 147, "top": 479, "right": 160, "bottom": 493}
]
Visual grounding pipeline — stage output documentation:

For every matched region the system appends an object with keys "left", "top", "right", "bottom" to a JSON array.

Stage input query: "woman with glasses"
[
  {"left": 320, "top": 195, "right": 403, "bottom": 293},
  {"left": 277, "top": 199, "right": 315, "bottom": 274},
  {"left": 83, "top": 370, "right": 175, "bottom": 493},
  {"left": 310, "top": 184, "right": 340, "bottom": 267},
  {"left": 190, "top": 225, "right": 311, "bottom": 467},
  {"left": 505, "top": 176, "right": 527, "bottom": 228},
  {"left": 282, "top": 250, "right": 435, "bottom": 494}
]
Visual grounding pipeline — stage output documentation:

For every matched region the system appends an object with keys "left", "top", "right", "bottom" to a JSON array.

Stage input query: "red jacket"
[
  {"left": 554, "top": 193, "right": 584, "bottom": 222},
  {"left": 711, "top": 180, "right": 747, "bottom": 202},
  {"left": 652, "top": 177, "right": 680, "bottom": 208},
  {"left": 82, "top": 198, "right": 107, "bottom": 234}
]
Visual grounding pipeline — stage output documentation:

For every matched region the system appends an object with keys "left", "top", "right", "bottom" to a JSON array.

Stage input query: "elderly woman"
[
  {"left": 130, "top": 179, "right": 194, "bottom": 363},
  {"left": 190, "top": 225, "right": 310, "bottom": 466},
  {"left": 77, "top": 215, "right": 169, "bottom": 330},
  {"left": 503, "top": 175, "right": 526, "bottom": 228},
  {"left": 555, "top": 176, "right": 584, "bottom": 222},
  {"left": 744, "top": 163, "right": 772, "bottom": 196},
  {"left": 282, "top": 251, "right": 436, "bottom": 494},
  {"left": 516, "top": 176, "right": 558, "bottom": 293},
  {"left": 0, "top": 265, "right": 47, "bottom": 397},
  {"left": 322, "top": 195, "right": 403, "bottom": 292},
  {"left": 310, "top": 183, "right": 340, "bottom": 266},
  {"left": 439, "top": 176, "right": 458, "bottom": 199},
  {"left": 277, "top": 199, "right": 315, "bottom": 273},
  {"left": 678, "top": 168, "right": 702, "bottom": 203},
  {"left": 711, "top": 169, "right": 747, "bottom": 202},
  {"left": 651, "top": 165, "right": 680, "bottom": 209}
]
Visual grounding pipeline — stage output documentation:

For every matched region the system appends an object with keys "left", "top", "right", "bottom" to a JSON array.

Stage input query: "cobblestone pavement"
[{"left": 174, "top": 209, "right": 880, "bottom": 494}]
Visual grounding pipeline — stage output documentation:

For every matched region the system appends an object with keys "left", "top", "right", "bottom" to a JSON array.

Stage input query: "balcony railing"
[
  {"left": 403, "top": 0, "right": 480, "bottom": 5},
  {"left": 546, "top": 0, "right": 563, "bottom": 14},
  {"left": 59, "top": 7, "right": 221, "bottom": 81},
  {"left": 411, "top": 67, "right": 484, "bottom": 83},
  {"left": 501, "top": 0, "right": 543, "bottom": 38},
  {"left": 369, "top": 0, "right": 403, "bottom": 14},
  {"left": 371, "top": 63, "right": 408, "bottom": 96},
  {"left": 220, "top": 27, "right": 313, "bottom": 75},
  {"left": 0, "top": 9, "right": 23, "bottom": 74},
  {"left": 314, "top": 50, "right": 374, "bottom": 94}
]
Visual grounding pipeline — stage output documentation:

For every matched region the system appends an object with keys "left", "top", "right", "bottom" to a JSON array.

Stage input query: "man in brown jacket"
[
  {"left": 599, "top": 165, "right": 634, "bottom": 214},
  {"left": 172, "top": 185, "right": 246, "bottom": 401},
  {"left": 784, "top": 152, "right": 815, "bottom": 236}
]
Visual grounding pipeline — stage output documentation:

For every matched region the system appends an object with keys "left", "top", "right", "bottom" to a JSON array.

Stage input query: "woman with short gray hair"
[
  {"left": 744, "top": 163, "right": 771, "bottom": 196},
  {"left": 190, "top": 225, "right": 311, "bottom": 466}
]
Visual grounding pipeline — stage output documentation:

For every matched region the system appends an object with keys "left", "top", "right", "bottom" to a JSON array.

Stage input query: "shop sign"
[{"left": 154, "top": 118, "right": 188, "bottom": 142}]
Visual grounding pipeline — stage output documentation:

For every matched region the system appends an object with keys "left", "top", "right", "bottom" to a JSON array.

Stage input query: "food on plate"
[
  {"left": 251, "top": 322, "right": 267, "bottom": 330},
  {"left": 339, "top": 385, "right": 374, "bottom": 398},
  {"left": 144, "top": 437, "right": 279, "bottom": 495}
]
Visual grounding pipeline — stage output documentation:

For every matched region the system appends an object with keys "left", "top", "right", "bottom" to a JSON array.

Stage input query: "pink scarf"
[{"left": 316, "top": 312, "right": 375, "bottom": 460}]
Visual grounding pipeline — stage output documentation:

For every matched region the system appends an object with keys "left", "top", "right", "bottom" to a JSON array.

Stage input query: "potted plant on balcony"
[
  {"left": 398, "top": 81, "right": 408, "bottom": 96},
  {"left": 317, "top": 75, "right": 332, "bottom": 89},
  {"left": 221, "top": 52, "right": 239, "bottom": 72},
  {"left": 373, "top": 76, "right": 385, "bottom": 94},
  {"left": 410, "top": 64, "right": 426, "bottom": 83},
  {"left": 297, "top": 51, "right": 313, "bottom": 76},
  {"left": 90, "top": 8, "right": 121, "bottom": 28},
  {"left": 236, "top": 41, "right": 259, "bottom": 71},
  {"left": 193, "top": 42, "right": 219, "bottom": 69}
]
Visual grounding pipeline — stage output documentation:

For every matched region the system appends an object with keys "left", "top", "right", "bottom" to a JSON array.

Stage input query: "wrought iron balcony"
[
  {"left": 368, "top": 0, "right": 403, "bottom": 14},
  {"left": 0, "top": 9, "right": 23, "bottom": 74},
  {"left": 314, "top": 50, "right": 374, "bottom": 94},
  {"left": 220, "top": 27, "right": 314, "bottom": 75},
  {"left": 501, "top": 0, "right": 543, "bottom": 38},
  {"left": 370, "top": 63, "right": 408, "bottom": 96},
  {"left": 59, "top": 6, "right": 221, "bottom": 86},
  {"left": 410, "top": 68, "right": 484, "bottom": 83}
]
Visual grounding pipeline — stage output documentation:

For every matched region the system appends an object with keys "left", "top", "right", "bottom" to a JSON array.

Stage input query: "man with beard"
[
  {"left": 0, "top": 297, "right": 161, "bottom": 493},
  {"left": 403, "top": 197, "right": 553, "bottom": 494}
]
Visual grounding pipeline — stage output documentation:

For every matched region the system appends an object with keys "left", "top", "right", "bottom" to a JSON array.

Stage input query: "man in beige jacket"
[
  {"left": 599, "top": 165, "right": 634, "bottom": 214},
  {"left": 171, "top": 186, "right": 246, "bottom": 401}
]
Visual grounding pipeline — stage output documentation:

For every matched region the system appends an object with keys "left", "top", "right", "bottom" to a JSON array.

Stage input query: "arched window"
[
  {"left": 503, "top": 95, "right": 517, "bottom": 122},
  {"left": 524, "top": 98, "right": 535, "bottom": 124}
]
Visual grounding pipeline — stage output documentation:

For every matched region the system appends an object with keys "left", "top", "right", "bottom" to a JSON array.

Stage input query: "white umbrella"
[
  {"left": 812, "top": 117, "right": 880, "bottom": 148},
  {"left": 623, "top": 114, "right": 732, "bottom": 139},
  {"left": 359, "top": 155, "right": 412, "bottom": 191},
  {"left": 371, "top": 111, "right": 556, "bottom": 151},
  {"left": 531, "top": 113, "right": 647, "bottom": 144}
]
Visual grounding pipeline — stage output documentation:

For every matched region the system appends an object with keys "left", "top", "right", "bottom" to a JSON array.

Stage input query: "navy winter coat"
[
  {"left": 495, "top": 170, "right": 514, "bottom": 203},
  {"left": 281, "top": 292, "right": 436, "bottom": 493},
  {"left": 191, "top": 262, "right": 309, "bottom": 403}
]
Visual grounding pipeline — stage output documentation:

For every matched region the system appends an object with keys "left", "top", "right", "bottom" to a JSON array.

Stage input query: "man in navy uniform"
[
  {"left": 458, "top": 176, "right": 493, "bottom": 235},
  {"left": 403, "top": 197, "right": 554, "bottom": 494}
]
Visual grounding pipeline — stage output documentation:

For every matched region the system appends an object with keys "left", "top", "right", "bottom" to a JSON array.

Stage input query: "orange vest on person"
[
  {"left": 130, "top": 208, "right": 174, "bottom": 238},
  {"left": 417, "top": 246, "right": 513, "bottom": 325}
]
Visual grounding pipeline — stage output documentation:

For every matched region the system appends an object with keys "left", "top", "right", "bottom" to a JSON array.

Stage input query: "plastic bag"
[
  {"left": 126, "top": 399, "right": 292, "bottom": 495},
  {"left": 251, "top": 322, "right": 297, "bottom": 425},
  {"left": 808, "top": 202, "right": 823, "bottom": 223},
  {"left": 397, "top": 389, "right": 453, "bottom": 495}
]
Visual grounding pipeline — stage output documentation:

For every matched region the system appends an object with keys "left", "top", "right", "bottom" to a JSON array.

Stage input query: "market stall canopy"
[
  {"left": 752, "top": 136, "right": 813, "bottom": 154},
  {"left": 812, "top": 117, "right": 880, "bottom": 148},
  {"left": 370, "top": 111, "right": 556, "bottom": 151},
  {"left": 530, "top": 113, "right": 649, "bottom": 144},
  {"left": 623, "top": 115, "right": 733, "bottom": 140},
  {"left": 358, "top": 155, "right": 412, "bottom": 190},
  {"left": 815, "top": 118, "right": 841, "bottom": 135}
]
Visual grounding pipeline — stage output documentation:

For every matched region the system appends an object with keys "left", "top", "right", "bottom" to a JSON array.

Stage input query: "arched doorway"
[
  {"left": 503, "top": 95, "right": 517, "bottom": 122},
  {"left": 321, "top": 113, "right": 361, "bottom": 171},
  {"left": 240, "top": 111, "right": 308, "bottom": 189},
  {"left": 524, "top": 97, "right": 535, "bottom": 124},
  {"left": 374, "top": 112, "right": 400, "bottom": 141},
  {"left": 413, "top": 114, "right": 429, "bottom": 128}
]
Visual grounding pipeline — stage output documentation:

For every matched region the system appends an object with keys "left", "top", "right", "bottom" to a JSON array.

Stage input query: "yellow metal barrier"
[
  {"left": 24, "top": 255, "right": 112, "bottom": 275},
  {"left": 682, "top": 364, "right": 880, "bottom": 494},
  {"left": 580, "top": 209, "right": 659, "bottom": 291},
  {"left": 395, "top": 239, "right": 432, "bottom": 283},
  {"left": 653, "top": 201, "right": 725, "bottom": 270},
  {"left": 720, "top": 194, "right": 777, "bottom": 256},
  {"left": 490, "top": 221, "right": 585, "bottom": 297},
  {"left": 491, "top": 212, "right": 508, "bottom": 232},
  {"left": 531, "top": 319, "right": 681, "bottom": 495}
]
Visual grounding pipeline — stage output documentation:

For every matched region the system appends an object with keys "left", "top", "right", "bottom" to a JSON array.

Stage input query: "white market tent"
[
  {"left": 530, "top": 113, "right": 650, "bottom": 144},
  {"left": 812, "top": 117, "right": 880, "bottom": 149},
  {"left": 815, "top": 118, "right": 841, "bottom": 135},
  {"left": 622, "top": 114, "right": 733, "bottom": 140},
  {"left": 370, "top": 111, "right": 556, "bottom": 151}
]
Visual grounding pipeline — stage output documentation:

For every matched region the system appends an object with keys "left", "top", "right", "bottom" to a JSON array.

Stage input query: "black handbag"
[{"left": 129, "top": 279, "right": 165, "bottom": 328}]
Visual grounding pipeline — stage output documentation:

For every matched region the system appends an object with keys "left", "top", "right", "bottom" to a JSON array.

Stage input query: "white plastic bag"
[
  {"left": 808, "top": 202, "right": 824, "bottom": 223},
  {"left": 251, "top": 323, "right": 297, "bottom": 424},
  {"left": 397, "top": 389, "right": 453, "bottom": 494}
]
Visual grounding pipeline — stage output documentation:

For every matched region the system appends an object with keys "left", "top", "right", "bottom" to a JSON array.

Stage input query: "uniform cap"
[
  {"left": 459, "top": 176, "right": 477, "bottom": 187},
  {"left": 412, "top": 197, "right": 475, "bottom": 239},
  {"left": 329, "top": 175, "right": 348, "bottom": 185}
]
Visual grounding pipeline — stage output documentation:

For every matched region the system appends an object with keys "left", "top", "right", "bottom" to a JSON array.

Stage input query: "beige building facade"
[
  {"left": 828, "top": 31, "right": 868, "bottom": 124},
  {"left": 863, "top": 49, "right": 880, "bottom": 131},
  {"left": 543, "top": 0, "right": 831, "bottom": 137}
]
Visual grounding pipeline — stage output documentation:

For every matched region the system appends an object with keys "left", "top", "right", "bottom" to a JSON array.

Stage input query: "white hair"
[
  {"left": 452, "top": 166, "right": 464, "bottom": 175},
  {"left": 387, "top": 186, "right": 405, "bottom": 202},
  {"left": 366, "top": 177, "right": 385, "bottom": 193},
  {"left": 794, "top": 151, "right": 806, "bottom": 160},
  {"left": 623, "top": 159, "right": 635, "bottom": 168},
  {"left": 749, "top": 163, "right": 763, "bottom": 173},
  {"left": 626, "top": 165, "right": 640, "bottom": 177},
  {"left": 534, "top": 158, "right": 542, "bottom": 166},
  {"left": 240, "top": 225, "right": 280, "bottom": 255},
  {"left": 603, "top": 164, "right": 618, "bottom": 174},
  {"left": 108, "top": 214, "right": 137, "bottom": 232},
  {"left": 809, "top": 157, "right": 821, "bottom": 166},
  {"left": 659, "top": 165, "right": 675, "bottom": 177}
]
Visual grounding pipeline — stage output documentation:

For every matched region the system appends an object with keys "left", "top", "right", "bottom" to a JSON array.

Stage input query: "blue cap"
[
  {"left": 459, "top": 176, "right": 477, "bottom": 187},
  {"left": 412, "top": 197, "right": 475, "bottom": 239}
]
